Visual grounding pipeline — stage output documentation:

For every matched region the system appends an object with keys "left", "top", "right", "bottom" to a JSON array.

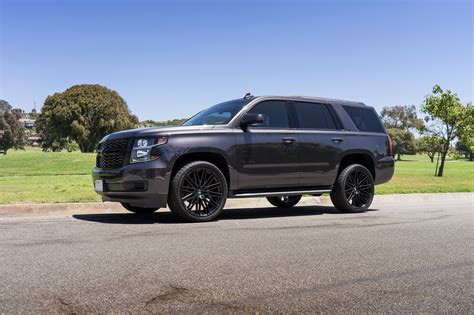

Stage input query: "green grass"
[
  {"left": 376, "top": 154, "right": 474, "bottom": 194},
  {"left": 0, "top": 148, "right": 472, "bottom": 204},
  {"left": 0, "top": 148, "right": 100, "bottom": 204}
]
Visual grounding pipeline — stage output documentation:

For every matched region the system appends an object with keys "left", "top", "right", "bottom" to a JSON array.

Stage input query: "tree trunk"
[
  {"left": 437, "top": 151, "right": 447, "bottom": 177},
  {"left": 469, "top": 152, "right": 473, "bottom": 162},
  {"left": 429, "top": 156, "right": 434, "bottom": 163},
  {"left": 397, "top": 152, "right": 401, "bottom": 161}
]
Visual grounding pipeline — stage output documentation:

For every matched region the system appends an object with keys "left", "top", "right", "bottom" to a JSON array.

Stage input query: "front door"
[{"left": 234, "top": 100, "right": 299, "bottom": 190}]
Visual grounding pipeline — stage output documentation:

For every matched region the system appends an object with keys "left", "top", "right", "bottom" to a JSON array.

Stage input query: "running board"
[{"left": 231, "top": 189, "right": 332, "bottom": 198}]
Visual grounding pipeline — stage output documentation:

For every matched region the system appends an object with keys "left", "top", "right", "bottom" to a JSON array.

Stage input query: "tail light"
[{"left": 387, "top": 135, "right": 392, "bottom": 156}]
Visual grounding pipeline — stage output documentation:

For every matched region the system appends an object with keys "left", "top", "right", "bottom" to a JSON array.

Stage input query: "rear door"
[{"left": 291, "top": 101, "right": 347, "bottom": 187}]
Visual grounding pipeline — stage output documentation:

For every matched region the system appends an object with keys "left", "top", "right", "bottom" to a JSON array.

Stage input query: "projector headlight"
[{"left": 130, "top": 136, "right": 168, "bottom": 163}]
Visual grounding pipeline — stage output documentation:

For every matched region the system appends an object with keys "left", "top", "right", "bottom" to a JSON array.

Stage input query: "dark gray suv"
[{"left": 92, "top": 95, "right": 394, "bottom": 222}]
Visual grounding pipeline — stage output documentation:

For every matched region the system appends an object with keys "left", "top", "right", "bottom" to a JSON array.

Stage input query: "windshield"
[{"left": 183, "top": 99, "right": 250, "bottom": 126}]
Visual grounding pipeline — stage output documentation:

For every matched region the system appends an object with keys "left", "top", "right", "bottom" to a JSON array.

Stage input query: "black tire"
[
  {"left": 267, "top": 195, "right": 302, "bottom": 208},
  {"left": 168, "top": 161, "right": 228, "bottom": 222},
  {"left": 330, "top": 164, "right": 374, "bottom": 213},
  {"left": 121, "top": 203, "right": 159, "bottom": 214}
]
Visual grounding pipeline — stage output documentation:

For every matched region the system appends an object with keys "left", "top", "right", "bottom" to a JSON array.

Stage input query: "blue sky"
[{"left": 1, "top": 0, "right": 472, "bottom": 120}]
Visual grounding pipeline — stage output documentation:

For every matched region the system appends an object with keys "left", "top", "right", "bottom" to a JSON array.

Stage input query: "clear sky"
[{"left": 1, "top": 0, "right": 472, "bottom": 120}]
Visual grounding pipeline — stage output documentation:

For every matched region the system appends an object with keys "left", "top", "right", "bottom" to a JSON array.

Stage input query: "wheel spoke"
[{"left": 179, "top": 167, "right": 225, "bottom": 217}]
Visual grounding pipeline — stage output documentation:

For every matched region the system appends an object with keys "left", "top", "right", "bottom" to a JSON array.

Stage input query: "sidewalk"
[{"left": 0, "top": 192, "right": 472, "bottom": 217}]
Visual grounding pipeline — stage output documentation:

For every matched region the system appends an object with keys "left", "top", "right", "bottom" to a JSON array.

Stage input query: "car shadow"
[{"left": 72, "top": 205, "right": 378, "bottom": 225}]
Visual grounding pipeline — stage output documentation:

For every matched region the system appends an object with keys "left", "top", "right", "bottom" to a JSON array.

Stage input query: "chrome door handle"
[
  {"left": 331, "top": 138, "right": 344, "bottom": 143},
  {"left": 282, "top": 137, "right": 296, "bottom": 144}
]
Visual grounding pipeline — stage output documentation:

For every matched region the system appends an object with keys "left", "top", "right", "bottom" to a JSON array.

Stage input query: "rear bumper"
[
  {"left": 374, "top": 156, "right": 395, "bottom": 185},
  {"left": 92, "top": 156, "right": 173, "bottom": 208}
]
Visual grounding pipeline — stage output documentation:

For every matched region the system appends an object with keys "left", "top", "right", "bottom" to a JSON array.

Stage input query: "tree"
[
  {"left": 417, "top": 135, "right": 443, "bottom": 162},
  {"left": 0, "top": 100, "right": 12, "bottom": 112},
  {"left": 380, "top": 105, "right": 424, "bottom": 131},
  {"left": 140, "top": 118, "right": 188, "bottom": 127},
  {"left": 36, "top": 84, "right": 138, "bottom": 152},
  {"left": 456, "top": 103, "right": 474, "bottom": 161},
  {"left": 0, "top": 110, "right": 26, "bottom": 154},
  {"left": 422, "top": 85, "right": 470, "bottom": 177},
  {"left": 380, "top": 105, "right": 423, "bottom": 160},
  {"left": 387, "top": 128, "right": 416, "bottom": 160}
]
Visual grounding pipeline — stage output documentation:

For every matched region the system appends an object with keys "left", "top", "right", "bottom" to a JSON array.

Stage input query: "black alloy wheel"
[
  {"left": 168, "top": 161, "right": 228, "bottom": 222},
  {"left": 267, "top": 195, "right": 302, "bottom": 208},
  {"left": 330, "top": 164, "right": 374, "bottom": 213}
]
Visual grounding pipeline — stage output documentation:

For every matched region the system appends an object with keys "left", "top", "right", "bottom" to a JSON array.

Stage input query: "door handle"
[
  {"left": 282, "top": 137, "right": 296, "bottom": 144},
  {"left": 331, "top": 138, "right": 344, "bottom": 143}
]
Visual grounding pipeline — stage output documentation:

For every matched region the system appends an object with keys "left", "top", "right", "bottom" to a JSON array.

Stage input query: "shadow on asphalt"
[{"left": 72, "top": 205, "right": 377, "bottom": 225}]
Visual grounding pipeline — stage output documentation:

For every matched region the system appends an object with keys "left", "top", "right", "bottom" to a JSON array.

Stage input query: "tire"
[
  {"left": 330, "top": 164, "right": 374, "bottom": 213},
  {"left": 121, "top": 203, "right": 159, "bottom": 214},
  {"left": 168, "top": 161, "right": 228, "bottom": 222},
  {"left": 267, "top": 195, "right": 302, "bottom": 208}
]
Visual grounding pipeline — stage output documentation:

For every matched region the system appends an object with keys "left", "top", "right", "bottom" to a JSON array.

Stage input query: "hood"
[{"left": 101, "top": 125, "right": 216, "bottom": 142}]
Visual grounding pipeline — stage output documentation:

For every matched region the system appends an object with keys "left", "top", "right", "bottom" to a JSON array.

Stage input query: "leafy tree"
[
  {"left": 380, "top": 105, "right": 423, "bottom": 160},
  {"left": 36, "top": 84, "right": 138, "bottom": 152},
  {"left": 380, "top": 105, "right": 424, "bottom": 131},
  {"left": 455, "top": 103, "right": 473, "bottom": 161},
  {"left": 0, "top": 110, "right": 26, "bottom": 154},
  {"left": 417, "top": 135, "right": 443, "bottom": 162},
  {"left": 386, "top": 128, "right": 416, "bottom": 160},
  {"left": 0, "top": 100, "right": 12, "bottom": 112},
  {"left": 141, "top": 118, "right": 188, "bottom": 127},
  {"left": 422, "top": 85, "right": 470, "bottom": 177},
  {"left": 455, "top": 141, "right": 472, "bottom": 161}
]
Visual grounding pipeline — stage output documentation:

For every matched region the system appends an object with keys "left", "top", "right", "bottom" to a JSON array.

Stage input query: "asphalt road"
[{"left": 0, "top": 194, "right": 472, "bottom": 313}]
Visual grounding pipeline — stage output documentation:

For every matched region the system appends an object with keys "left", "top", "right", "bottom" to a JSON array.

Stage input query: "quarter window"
[
  {"left": 342, "top": 106, "right": 385, "bottom": 133},
  {"left": 247, "top": 101, "right": 289, "bottom": 128}
]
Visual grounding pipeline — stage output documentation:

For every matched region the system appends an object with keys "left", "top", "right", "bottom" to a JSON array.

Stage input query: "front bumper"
[{"left": 92, "top": 156, "right": 173, "bottom": 208}]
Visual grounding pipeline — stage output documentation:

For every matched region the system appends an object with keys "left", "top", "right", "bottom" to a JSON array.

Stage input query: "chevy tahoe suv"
[{"left": 93, "top": 94, "right": 394, "bottom": 222}]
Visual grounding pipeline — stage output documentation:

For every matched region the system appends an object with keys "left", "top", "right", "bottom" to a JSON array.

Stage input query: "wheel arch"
[
  {"left": 337, "top": 150, "right": 376, "bottom": 180},
  {"left": 170, "top": 150, "right": 231, "bottom": 189}
]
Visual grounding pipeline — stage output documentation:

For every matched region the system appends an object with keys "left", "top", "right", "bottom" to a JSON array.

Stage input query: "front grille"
[{"left": 96, "top": 138, "right": 129, "bottom": 169}]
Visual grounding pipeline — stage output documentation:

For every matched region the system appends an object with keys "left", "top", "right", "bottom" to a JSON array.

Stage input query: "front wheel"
[
  {"left": 168, "top": 161, "right": 228, "bottom": 222},
  {"left": 267, "top": 195, "right": 302, "bottom": 208},
  {"left": 121, "top": 203, "right": 159, "bottom": 214},
  {"left": 330, "top": 164, "right": 374, "bottom": 213}
]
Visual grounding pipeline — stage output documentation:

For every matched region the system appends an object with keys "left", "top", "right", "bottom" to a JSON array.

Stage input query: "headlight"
[{"left": 130, "top": 136, "right": 168, "bottom": 163}]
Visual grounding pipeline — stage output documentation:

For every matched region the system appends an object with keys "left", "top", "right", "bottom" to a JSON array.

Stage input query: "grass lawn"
[{"left": 0, "top": 148, "right": 472, "bottom": 204}]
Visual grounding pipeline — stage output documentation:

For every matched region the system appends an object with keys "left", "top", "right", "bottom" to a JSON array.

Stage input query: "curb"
[{"left": 0, "top": 193, "right": 472, "bottom": 217}]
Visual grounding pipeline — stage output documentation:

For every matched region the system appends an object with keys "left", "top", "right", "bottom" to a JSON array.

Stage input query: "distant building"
[
  {"left": 27, "top": 134, "right": 40, "bottom": 146},
  {"left": 20, "top": 118, "right": 36, "bottom": 129}
]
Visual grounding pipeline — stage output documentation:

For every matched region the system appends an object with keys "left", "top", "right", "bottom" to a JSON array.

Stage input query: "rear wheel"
[
  {"left": 267, "top": 195, "right": 302, "bottom": 208},
  {"left": 168, "top": 161, "right": 228, "bottom": 222},
  {"left": 330, "top": 164, "right": 374, "bottom": 213},
  {"left": 121, "top": 203, "right": 159, "bottom": 214}
]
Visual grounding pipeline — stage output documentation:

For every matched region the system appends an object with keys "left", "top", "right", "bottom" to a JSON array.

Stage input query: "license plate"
[{"left": 94, "top": 180, "right": 104, "bottom": 192}]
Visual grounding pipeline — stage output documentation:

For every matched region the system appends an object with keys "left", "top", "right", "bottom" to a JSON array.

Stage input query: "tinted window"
[
  {"left": 183, "top": 99, "right": 250, "bottom": 126},
  {"left": 294, "top": 102, "right": 336, "bottom": 129},
  {"left": 343, "top": 106, "right": 385, "bottom": 133},
  {"left": 247, "top": 101, "right": 289, "bottom": 128}
]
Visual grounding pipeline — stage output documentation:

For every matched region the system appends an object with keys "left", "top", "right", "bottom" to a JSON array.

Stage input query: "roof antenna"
[{"left": 243, "top": 92, "right": 253, "bottom": 99}]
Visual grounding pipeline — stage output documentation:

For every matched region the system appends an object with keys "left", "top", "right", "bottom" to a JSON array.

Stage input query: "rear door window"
[
  {"left": 342, "top": 106, "right": 385, "bottom": 133},
  {"left": 293, "top": 102, "right": 338, "bottom": 130}
]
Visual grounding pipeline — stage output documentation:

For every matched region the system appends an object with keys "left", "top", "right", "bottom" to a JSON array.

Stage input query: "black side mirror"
[{"left": 240, "top": 113, "right": 264, "bottom": 131}]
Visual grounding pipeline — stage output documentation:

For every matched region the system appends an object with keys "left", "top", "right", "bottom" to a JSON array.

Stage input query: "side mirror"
[{"left": 240, "top": 113, "right": 264, "bottom": 131}]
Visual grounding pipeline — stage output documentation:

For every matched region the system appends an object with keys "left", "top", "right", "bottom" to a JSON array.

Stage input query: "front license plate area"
[{"left": 94, "top": 180, "right": 104, "bottom": 192}]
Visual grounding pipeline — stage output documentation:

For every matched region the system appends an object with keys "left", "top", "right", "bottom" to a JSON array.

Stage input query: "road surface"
[{"left": 0, "top": 194, "right": 472, "bottom": 313}]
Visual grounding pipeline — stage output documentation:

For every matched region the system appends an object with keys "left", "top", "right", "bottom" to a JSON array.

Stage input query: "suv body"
[{"left": 93, "top": 95, "right": 394, "bottom": 221}]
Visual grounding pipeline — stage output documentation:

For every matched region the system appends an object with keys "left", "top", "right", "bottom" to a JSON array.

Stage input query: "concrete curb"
[{"left": 0, "top": 192, "right": 472, "bottom": 217}]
